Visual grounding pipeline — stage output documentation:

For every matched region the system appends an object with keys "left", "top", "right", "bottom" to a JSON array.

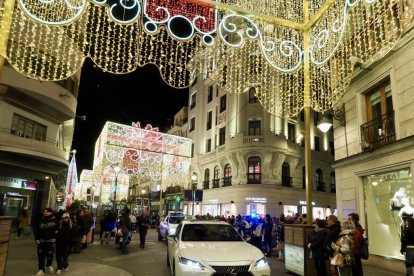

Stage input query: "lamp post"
[
  {"left": 112, "top": 164, "right": 121, "bottom": 213},
  {"left": 191, "top": 173, "right": 198, "bottom": 216}
]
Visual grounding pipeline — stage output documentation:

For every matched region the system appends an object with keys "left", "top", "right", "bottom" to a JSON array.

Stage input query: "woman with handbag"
[
  {"left": 307, "top": 219, "right": 328, "bottom": 276},
  {"left": 16, "top": 210, "right": 30, "bottom": 239},
  {"left": 331, "top": 221, "right": 357, "bottom": 276}
]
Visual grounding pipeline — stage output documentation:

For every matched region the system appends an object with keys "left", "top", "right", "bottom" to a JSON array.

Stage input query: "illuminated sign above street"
[
  {"left": 246, "top": 197, "right": 267, "bottom": 203},
  {"left": 299, "top": 201, "right": 316, "bottom": 206}
]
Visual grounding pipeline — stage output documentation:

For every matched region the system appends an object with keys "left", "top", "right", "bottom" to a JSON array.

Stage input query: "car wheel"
[
  {"left": 167, "top": 249, "right": 170, "bottom": 267},
  {"left": 158, "top": 232, "right": 163, "bottom": 241}
]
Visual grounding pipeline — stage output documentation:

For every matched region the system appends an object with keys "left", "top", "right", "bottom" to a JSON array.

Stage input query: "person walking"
[
  {"left": 16, "top": 210, "right": 30, "bottom": 239},
  {"left": 55, "top": 213, "right": 77, "bottom": 274},
  {"left": 34, "top": 208, "right": 60, "bottom": 276},
  {"left": 70, "top": 213, "right": 82, "bottom": 254},
  {"left": 348, "top": 213, "right": 364, "bottom": 276},
  {"left": 307, "top": 219, "right": 328, "bottom": 276},
  {"left": 263, "top": 215, "right": 273, "bottom": 257},
  {"left": 401, "top": 217, "right": 414, "bottom": 276},
  {"left": 76, "top": 210, "right": 86, "bottom": 250},
  {"left": 99, "top": 212, "right": 107, "bottom": 239},
  {"left": 101, "top": 211, "right": 116, "bottom": 245},
  {"left": 137, "top": 210, "right": 150, "bottom": 249},
  {"left": 120, "top": 208, "right": 132, "bottom": 254},
  {"left": 324, "top": 215, "right": 341, "bottom": 276},
  {"left": 83, "top": 211, "right": 94, "bottom": 246},
  {"left": 331, "top": 221, "right": 357, "bottom": 276}
]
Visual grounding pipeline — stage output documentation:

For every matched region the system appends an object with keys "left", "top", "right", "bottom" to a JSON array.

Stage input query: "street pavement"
[{"left": 6, "top": 230, "right": 400, "bottom": 276}]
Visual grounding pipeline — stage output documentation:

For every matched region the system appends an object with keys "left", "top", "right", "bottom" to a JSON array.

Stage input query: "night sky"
[{"left": 72, "top": 59, "right": 189, "bottom": 174}]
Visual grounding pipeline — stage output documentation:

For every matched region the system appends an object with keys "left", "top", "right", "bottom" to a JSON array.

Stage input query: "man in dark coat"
[
  {"left": 137, "top": 210, "right": 150, "bottom": 249},
  {"left": 34, "top": 208, "right": 60, "bottom": 275},
  {"left": 324, "top": 215, "right": 341, "bottom": 276},
  {"left": 307, "top": 219, "right": 328, "bottom": 276},
  {"left": 120, "top": 209, "right": 132, "bottom": 254}
]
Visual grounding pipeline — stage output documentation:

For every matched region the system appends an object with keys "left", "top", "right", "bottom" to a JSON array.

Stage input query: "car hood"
[{"left": 180, "top": 242, "right": 261, "bottom": 262}]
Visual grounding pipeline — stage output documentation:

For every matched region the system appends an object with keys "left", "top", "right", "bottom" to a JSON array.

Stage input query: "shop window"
[
  {"left": 330, "top": 172, "right": 336, "bottom": 193},
  {"left": 248, "top": 156, "right": 261, "bottom": 184},
  {"left": 220, "top": 94, "right": 227, "bottom": 113},
  {"left": 316, "top": 168, "right": 324, "bottom": 191},
  {"left": 208, "top": 86, "right": 213, "bottom": 103},
  {"left": 190, "top": 92, "right": 196, "bottom": 109},
  {"left": 206, "top": 138, "right": 211, "bottom": 153},
  {"left": 249, "top": 88, "right": 259, "bottom": 103},
  {"left": 364, "top": 168, "right": 411, "bottom": 261},
  {"left": 213, "top": 166, "right": 220, "bottom": 188},
  {"left": 203, "top": 169, "right": 210, "bottom": 190},
  {"left": 224, "top": 163, "right": 232, "bottom": 186},
  {"left": 314, "top": 136, "right": 320, "bottom": 151},
  {"left": 249, "top": 120, "right": 261, "bottom": 136},
  {"left": 219, "top": 127, "right": 226, "bottom": 146},
  {"left": 11, "top": 114, "right": 47, "bottom": 142},
  {"left": 282, "top": 163, "right": 291, "bottom": 187},
  {"left": 288, "top": 123, "right": 296, "bottom": 141},
  {"left": 190, "top": 117, "right": 195, "bottom": 132}
]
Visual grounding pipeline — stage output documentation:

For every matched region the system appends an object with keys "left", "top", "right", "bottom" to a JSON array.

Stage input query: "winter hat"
[{"left": 62, "top": 213, "right": 70, "bottom": 218}]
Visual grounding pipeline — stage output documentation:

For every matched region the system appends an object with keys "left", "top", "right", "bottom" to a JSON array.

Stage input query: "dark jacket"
[
  {"left": 34, "top": 216, "right": 60, "bottom": 241},
  {"left": 56, "top": 221, "right": 78, "bottom": 245},
  {"left": 354, "top": 222, "right": 365, "bottom": 254},
  {"left": 324, "top": 222, "right": 341, "bottom": 257},
  {"left": 84, "top": 214, "right": 94, "bottom": 233},
  {"left": 307, "top": 229, "right": 328, "bottom": 259},
  {"left": 137, "top": 215, "right": 150, "bottom": 230},
  {"left": 279, "top": 219, "right": 294, "bottom": 242},
  {"left": 76, "top": 215, "right": 86, "bottom": 235},
  {"left": 103, "top": 214, "right": 116, "bottom": 232},
  {"left": 401, "top": 227, "right": 414, "bottom": 253},
  {"left": 120, "top": 213, "right": 132, "bottom": 234}
]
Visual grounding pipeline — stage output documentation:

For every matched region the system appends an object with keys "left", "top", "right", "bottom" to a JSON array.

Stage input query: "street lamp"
[
  {"left": 191, "top": 173, "right": 198, "bottom": 216},
  {"left": 317, "top": 104, "right": 346, "bottom": 133},
  {"left": 112, "top": 164, "right": 121, "bottom": 213}
]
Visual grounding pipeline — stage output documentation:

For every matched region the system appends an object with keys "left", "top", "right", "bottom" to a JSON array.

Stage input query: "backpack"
[{"left": 356, "top": 228, "right": 369, "bottom": 260}]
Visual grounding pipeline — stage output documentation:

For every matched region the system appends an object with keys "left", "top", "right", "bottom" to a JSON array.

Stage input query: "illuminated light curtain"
[{"left": 0, "top": 0, "right": 412, "bottom": 117}]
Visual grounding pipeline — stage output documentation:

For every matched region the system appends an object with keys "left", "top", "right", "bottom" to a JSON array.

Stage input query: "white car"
[
  {"left": 167, "top": 221, "right": 271, "bottom": 276},
  {"left": 159, "top": 215, "right": 185, "bottom": 241}
]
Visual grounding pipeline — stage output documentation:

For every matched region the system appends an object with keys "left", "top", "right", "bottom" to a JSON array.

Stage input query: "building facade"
[
  {"left": 332, "top": 27, "right": 414, "bottom": 272},
  {"left": 0, "top": 64, "right": 80, "bottom": 224},
  {"left": 186, "top": 75, "right": 337, "bottom": 218}
]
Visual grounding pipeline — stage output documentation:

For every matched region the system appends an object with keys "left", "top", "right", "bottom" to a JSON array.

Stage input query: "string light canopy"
[
  {"left": 89, "top": 121, "right": 191, "bottom": 203},
  {"left": 0, "top": 0, "right": 412, "bottom": 220}
]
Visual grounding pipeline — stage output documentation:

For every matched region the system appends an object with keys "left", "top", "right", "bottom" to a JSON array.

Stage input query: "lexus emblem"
[{"left": 229, "top": 269, "right": 238, "bottom": 276}]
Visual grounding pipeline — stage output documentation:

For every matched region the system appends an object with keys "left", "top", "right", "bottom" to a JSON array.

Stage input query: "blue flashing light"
[
  {"left": 376, "top": 197, "right": 379, "bottom": 203},
  {"left": 251, "top": 212, "right": 256, "bottom": 218}
]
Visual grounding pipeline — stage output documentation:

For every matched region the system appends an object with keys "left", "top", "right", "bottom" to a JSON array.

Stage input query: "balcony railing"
[
  {"left": 2, "top": 127, "right": 64, "bottom": 149},
  {"left": 243, "top": 136, "right": 265, "bottom": 144},
  {"left": 165, "top": 186, "right": 183, "bottom": 195},
  {"left": 361, "top": 111, "right": 396, "bottom": 151},
  {"left": 212, "top": 179, "right": 220, "bottom": 188},
  {"left": 203, "top": 181, "right": 210, "bottom": 190},
  {"left": 281, "top": 176, "right": 293, "bottom": 187},
  {"left": 316, "top": 182, "right": 325, "bottom": 192},
  {"left": 223, "top": 176, "right": 232, "bottom": 187},
  {"left": 247, "top": 173, "right": 261, "bottom": 184}
]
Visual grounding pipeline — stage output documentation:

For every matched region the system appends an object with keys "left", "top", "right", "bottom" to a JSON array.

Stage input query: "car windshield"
[
  {"left": 169, "top": 217, "right": 184, "bottom": 224},
  {"left": 181, "top": 224, "right": 244, "bottom": 242}
]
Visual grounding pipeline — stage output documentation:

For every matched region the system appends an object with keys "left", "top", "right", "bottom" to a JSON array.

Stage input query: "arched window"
[
  {"left": 213, "top": 166, "right": 220, "bottom": 188},
  {"left": 330, "top": 172, "right": 336, "bottom": 193},
  {"left": 249, "top": 88, "right": 259, "bottom": 103},
  {"left": 282, "top": 163, "right": 291, "bottom": 187},
  {"left": 247, "top": 156, "right": 261, "bottom": 184},
  {"left": 224, "top": 164, "right": 232, "bottom": 186},
  {"left": 316, "top": 169, "right": 324, "bottom": 191},
  {"left": 302, "top": 166, "right": 306, "bottom": 189},
  {"left": 203, "top": 169, "right": 210, "bottom": 190}
]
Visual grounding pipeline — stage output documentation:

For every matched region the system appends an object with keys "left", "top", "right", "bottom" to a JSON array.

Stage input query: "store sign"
[
  {"left": 379, "top": 173, "right": 397, "bottom": 182},
  {"left": 0, "top": 177, "right": 37, "bottom": 190},
  {"left": 246, "top": 197, "right": 267, "bottom": 203},
  {"left": 209, "top": 199, "right": 218, "bottom": 204},
  {"left": 299, "top": 201, "right": 315, "bottom": 206}
]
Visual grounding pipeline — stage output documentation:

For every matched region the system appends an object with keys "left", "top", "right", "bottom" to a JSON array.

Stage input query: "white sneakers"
[
  {"left": 35, "top": 270, "right": 45, "bottom": 276},
  {"left": 63, "top": 268, "right": 68, "bottom": 272},
  {"left": 56, "top": 270, "right": 61, "bottom": 275},
  {"left": 46, "top": 266, "right": 54, "bottom": 273}
]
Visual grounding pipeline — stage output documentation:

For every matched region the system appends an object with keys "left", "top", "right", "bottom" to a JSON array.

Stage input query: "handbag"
[
  {"left": 331, "top": 253, "right": 345, "bottom": 268},
  {"left": 277, "top": 242, "right": 283, "bottom": 251}
]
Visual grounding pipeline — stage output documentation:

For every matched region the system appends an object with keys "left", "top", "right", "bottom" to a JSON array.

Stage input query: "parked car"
[
  {"left": 167, "top": 221, "right": 271, "bottom": 276},
  {"left": 158, "top": 214, "right": 185, "bottom": 241}
]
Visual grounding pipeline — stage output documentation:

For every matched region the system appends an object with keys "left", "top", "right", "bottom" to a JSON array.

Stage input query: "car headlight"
[
  {"left": 254, "top": 257, "right": 268, "bottom": 269},
  {"left": 178, "top": 256, "right": 205, "bottom": 270}
]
